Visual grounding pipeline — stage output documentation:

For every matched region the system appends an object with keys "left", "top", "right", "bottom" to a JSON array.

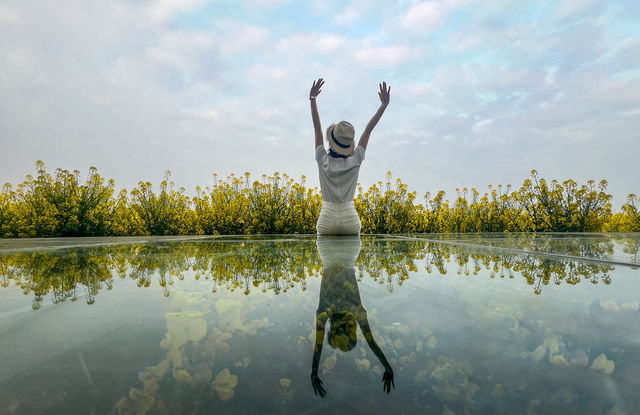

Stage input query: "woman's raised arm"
[
  {"left": 309, "top": 78, "right": 325, "bottom": 148},
  {"left": 358, "top": 82, "right": 390, "bottom": 150}
]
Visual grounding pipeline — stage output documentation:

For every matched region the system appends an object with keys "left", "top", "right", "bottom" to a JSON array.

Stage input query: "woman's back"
[{"left": 315, "top": 144, "right": 366, "bottom": 204}]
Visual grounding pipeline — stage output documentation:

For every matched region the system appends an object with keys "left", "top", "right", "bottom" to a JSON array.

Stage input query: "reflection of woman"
[
  {"left": 310, "top": 78, "right": 390, "bottom": 235},
  {"left": 311, "top": 236, "right": 394, "bottom": 397}
]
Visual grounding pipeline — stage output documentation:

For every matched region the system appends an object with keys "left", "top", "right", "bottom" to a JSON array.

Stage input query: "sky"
[{"left": 1, "top": 0, "right": 639, "bottom": 207}]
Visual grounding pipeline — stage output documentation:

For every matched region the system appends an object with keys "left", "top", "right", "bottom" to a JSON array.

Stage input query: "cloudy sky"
[{"left": 1, "top": 0, "right": 638, "bottom": 207}]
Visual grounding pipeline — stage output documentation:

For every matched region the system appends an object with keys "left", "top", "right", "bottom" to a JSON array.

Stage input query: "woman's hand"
[
  {"left": 382, "top": 367, "right": 395, "bottom": 393},
  {"left": 378, "top": 81, "right": 390, "bottom": 107},
  {"left": 310, "top": 78, "right": 324, "bottom": 99},
  {"left": 311, "top": 373, "right": 326, "bottom": 397}
]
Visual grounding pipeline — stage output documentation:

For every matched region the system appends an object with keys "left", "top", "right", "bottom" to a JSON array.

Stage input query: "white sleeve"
[
  {"left": 315, "top": 145, "right": 327, "bottom": 162},
  {"left": 354, "top": 145, "right": 366, "bottom": 164}
]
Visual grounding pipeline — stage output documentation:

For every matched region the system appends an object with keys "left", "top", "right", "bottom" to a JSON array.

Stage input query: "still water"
[{"left": 0, "top": 234, "right": 639, "bottom": 415}]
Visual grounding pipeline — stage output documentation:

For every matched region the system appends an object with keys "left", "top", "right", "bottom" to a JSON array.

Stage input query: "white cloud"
[
  {"left": 0, "top": 5, "right": 20, "bottom": 25},
  {"left": 275, "top": 32, "right": 347, "bottom": 56},
  {"left": 146, "top": 46, "right": 189, "bottom": 71},
  {"left": 246, "top": 64, "right": 289, "bottom": 82},
  {"left": 442, "top": 32, "right": 482, "bottom": 51},
  {"left": 317, "top": 34, "right": 347, "bottom": 52},
  {"left": 335, "top": 5, "right": 360, "bottom": 25},
  {"left": 144, "top": 30, "right": 217, "bottom": 80},
  {"left": 214, "top": 22, "right": 272, "bottom": 57},
  {"left": 180, "top": 108, "right": 220, "bottom": 121},
  {"left": 400, "top": 1, "right": 447, "bottom": 32},
  {"left": 554, "top": 0, "right": 599, "bottom": 20},
  {"left": 621, "top": 108, "right": 640, "bottom": 117},
  {"left": 443, "top": 0, "right": 477, "bottom": 8},
  {"left": 355, "top": 45, "right": 414, "bottom": 66},
  {"left": 612, "top": 36, "right": 640, "bottom": 68},
  {"left": 404, "top": 82, "right": 438, "bottom": 96},
  {"left": 471, "top": 118, "right": 494, "bottom": 132},
  {"left": 148, "top": 0, "right": 211, "bottom": 23},
  {"left": 246, "top": 0, "right": 291, "bottom": 8}
]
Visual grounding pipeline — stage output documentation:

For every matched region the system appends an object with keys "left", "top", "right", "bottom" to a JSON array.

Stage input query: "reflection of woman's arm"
[
  {"left": 359, "top": 314, "right": 395, "bottom": 393},
  {"left": 311, "top": 311, "right": 328, "bottom": 397}
]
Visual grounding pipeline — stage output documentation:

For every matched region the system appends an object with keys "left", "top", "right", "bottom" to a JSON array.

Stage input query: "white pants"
[
  {"left": 316, "top": 235, "right": 362, "bottom": 267},
  {"left": 316, "top": 201, "right": 361, "bottom": 235}
]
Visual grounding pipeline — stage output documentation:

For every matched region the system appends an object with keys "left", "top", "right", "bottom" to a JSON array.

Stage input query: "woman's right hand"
[
  {"left": 382, "top": 367, "right": 395, "bottom": 393},
  {"left": 310, "top": 78, "right": 324, "bottom": 99}
]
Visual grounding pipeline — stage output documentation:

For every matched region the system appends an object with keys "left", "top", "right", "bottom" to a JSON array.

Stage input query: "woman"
[
  {"left": 310, "top": 236, "right": 395, "bottom": 397},
  {"left": 310, "top": 78, "right": 391, "bottom": 235}
]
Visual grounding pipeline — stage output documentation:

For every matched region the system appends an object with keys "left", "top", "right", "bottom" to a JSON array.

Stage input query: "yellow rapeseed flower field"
[{"left": 0, "top": 162, "right": 638, "bottom": 237}]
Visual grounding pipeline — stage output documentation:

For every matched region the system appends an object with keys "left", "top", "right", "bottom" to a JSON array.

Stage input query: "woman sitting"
[{"left": 309, "top": 78, "right": 391, "bottom": 235}]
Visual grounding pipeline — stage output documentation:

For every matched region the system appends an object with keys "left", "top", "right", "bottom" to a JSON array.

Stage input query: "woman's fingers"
[{"left": 311, "top": 78, "right": 325, "bottom": 95}]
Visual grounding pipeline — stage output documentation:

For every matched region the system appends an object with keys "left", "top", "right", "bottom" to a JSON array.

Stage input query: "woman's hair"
[
  {"left": 328, "top": 311, "right": 357, "bottom": 352},
  {"left": 325, "top": 123, "right": 337, "bottom": 146}
]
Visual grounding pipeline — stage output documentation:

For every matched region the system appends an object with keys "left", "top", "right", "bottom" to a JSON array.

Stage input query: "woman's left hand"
[
  {"left": 310, "top": 78, "right": 324, "bottom": 99},
  {"left": 382, "top": 367, "right": 395, "bottom": 393},
  {"left": 378, "top": 81, "right": 390, "bottom": 107}
]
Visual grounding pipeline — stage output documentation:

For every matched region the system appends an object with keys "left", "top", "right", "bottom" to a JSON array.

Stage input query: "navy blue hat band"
[{"left": 331, "top": 128, "right": 351, "bottom": 149}]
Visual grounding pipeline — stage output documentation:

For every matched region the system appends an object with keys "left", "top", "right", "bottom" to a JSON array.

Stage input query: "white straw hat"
[{"left": 327, "top": 121, "right": 355, "bottom": 156}]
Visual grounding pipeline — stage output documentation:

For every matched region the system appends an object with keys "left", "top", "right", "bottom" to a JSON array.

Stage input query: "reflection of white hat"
[
  {"left": 326, "top": 121, "right": 355, "bottom": 156},
  {"left": 316, "top": 236, "right": 361, "bottom": 268}
]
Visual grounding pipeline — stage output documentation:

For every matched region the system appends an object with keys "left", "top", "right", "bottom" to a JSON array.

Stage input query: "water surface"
[{"left": 1, "top": 234, "right": 639, "bottom": 414}]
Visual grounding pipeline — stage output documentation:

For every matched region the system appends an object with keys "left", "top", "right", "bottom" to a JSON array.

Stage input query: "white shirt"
[{"left": 315, "top": 145, "right": 366, "bottom": 203}]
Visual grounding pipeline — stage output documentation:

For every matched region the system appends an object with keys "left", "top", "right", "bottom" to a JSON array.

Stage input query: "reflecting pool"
[{"left": 0, "top": 234, "right": 639, "bottom": 414}]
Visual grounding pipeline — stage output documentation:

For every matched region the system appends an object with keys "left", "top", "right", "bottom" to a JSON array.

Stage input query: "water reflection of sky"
[{"left": 0, "top": 234, "right": 639, "bottom": 414}]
